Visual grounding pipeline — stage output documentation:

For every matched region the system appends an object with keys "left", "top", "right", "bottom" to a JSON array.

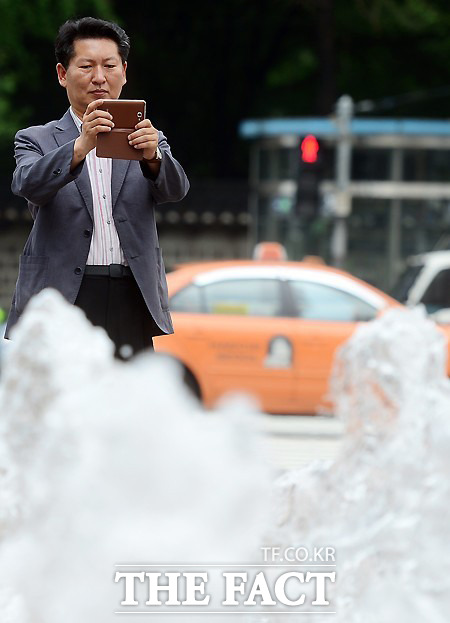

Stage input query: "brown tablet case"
[{"left": 96, "top": 99, "right": 146, "bottom": 160}]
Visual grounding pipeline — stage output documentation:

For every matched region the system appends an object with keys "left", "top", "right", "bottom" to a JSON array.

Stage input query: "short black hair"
[{"left": 55, "top": 17, "right": 130, "bottom": 68}]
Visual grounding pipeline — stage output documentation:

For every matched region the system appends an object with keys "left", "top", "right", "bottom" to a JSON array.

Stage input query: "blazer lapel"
[
  {"left": 53, "top": 109, "right": 131, "bottom": 217},
  {"left": 111, "top": 158, "right": 130, "bottom": 211},
  {"left": 53, "top": 109, "right": 94, "bottom": 221}
]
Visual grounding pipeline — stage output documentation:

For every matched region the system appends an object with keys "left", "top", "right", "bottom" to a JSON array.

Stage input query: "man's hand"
[
  {"left": 128, "top": 119, "right": 159, "bottom": 161},
  {"left": 71, "top": 99, "right": 114, "bottom": 170}
]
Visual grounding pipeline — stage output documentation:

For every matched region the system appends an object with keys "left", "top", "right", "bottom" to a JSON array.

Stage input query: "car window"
[
  {"left": 390, "top": 264, "right": 423, "bottom": 302},
  {"left": 289, "top": 280, "right": 377, "bottom": 322},
  {"left": 170, "top": 284, "right": 203, "bottom": 313},
  {"left": 421, "top": 269, "right": 450, "bottom": 313},
  {"left": 203, "top": 279, "right": 282, "bottom": 316}
]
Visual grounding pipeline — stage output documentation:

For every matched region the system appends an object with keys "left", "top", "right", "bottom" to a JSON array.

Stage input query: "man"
[{"left": 5, "top": 17, "right": 189, "bottom": 357}]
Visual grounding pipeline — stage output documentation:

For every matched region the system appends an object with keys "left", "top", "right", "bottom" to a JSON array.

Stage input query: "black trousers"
[{"left": 74, "top": 271, "right": 155, "bottom": 359}]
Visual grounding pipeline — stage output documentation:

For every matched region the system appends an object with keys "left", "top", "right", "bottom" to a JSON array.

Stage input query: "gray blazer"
[{"left": 5, "top": 109, "right": 189, "bottom": 339}]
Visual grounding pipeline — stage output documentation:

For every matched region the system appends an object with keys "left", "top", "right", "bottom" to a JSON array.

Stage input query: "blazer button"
[
  {"left": 74, "top": 267, "right": 82, "bottom": 275},
  {"left": 53, "top": 168, "right": 62, "bottom": 175},
  {"left": 84, "top": 229, "right": 91, "bottom": 237}
]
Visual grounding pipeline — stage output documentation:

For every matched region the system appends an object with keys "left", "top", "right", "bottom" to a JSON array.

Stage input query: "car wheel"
[{"left": 182, "top": 365, "right": 201, "bottom": 401}]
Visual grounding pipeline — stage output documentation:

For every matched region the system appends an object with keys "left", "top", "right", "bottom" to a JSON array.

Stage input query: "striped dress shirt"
[{"left": 69, "top": 108, "right": 126, "bottom": 266}]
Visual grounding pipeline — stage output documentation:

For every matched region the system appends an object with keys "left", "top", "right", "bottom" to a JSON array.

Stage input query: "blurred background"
[{"left": 2, "top": 0, "right": 450, "bottom": 310}]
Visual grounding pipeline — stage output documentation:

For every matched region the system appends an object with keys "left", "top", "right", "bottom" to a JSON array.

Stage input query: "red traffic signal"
[{"left": 301, "top": 134, "right": 319, "bottom": 163}]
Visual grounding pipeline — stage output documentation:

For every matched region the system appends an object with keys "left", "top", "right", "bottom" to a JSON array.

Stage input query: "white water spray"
[
  {"left": 1, "top": 293, "right": 449, "bottom": 621},
  {"left": 0, "top": 289, "right": 272, "bottom": 622},
  {"left": 268, "top": 307, "right": 450, "bottom": 622}
]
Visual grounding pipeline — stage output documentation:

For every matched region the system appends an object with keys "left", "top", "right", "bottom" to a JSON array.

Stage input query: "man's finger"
[
  {"left": 135, "top": 119, "right": 152, "bottom": 129},
  {"left": 128, "top": 128, "right": 157, "bottom": 141},
  {"left": 128, "top": 128, "right": 148, "bottom": 139},
  {"left": 130, "top": 136, "right": 155, "bottom": 147},
  {"left": 94, "top": 125, "right": 114, "bottom": 134},
  {"left": 86, "top": 109, "right": 113, "bottom": 121},
  {"left": 85, "top": 99, "right": 105, "bottom": 114}
]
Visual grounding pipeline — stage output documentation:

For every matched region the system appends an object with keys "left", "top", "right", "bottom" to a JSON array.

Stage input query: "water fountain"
[
  {"left": 0, "top": 289, "right": 271, "bottom": 622},
  {"left": 0, "top": 291, "right": 449, "bottom": 621},
  {"left": 268, "top": 307, "right": 450, "bottom": 621}
]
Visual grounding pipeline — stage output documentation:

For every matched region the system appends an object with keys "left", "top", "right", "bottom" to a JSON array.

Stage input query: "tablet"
[{"left": 96, "top": 99, "right": 146, "bottom": 160}]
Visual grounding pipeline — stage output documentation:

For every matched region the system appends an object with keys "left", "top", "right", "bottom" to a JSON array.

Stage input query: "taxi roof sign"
[{"left": 253, "top": 242, "right": 288, "bottom": 261}]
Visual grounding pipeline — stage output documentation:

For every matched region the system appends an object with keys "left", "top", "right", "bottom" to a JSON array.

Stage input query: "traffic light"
[
  {"left": 301, "top": 134, "right": 319, "bottom": 163},
  {"left": 296, "top": 134, "right": 322, "bottom": 218}
]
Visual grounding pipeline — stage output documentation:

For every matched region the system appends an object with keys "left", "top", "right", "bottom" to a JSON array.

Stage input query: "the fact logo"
[{"left": 114, "top": 548, "right": 336, "bottom": 614}]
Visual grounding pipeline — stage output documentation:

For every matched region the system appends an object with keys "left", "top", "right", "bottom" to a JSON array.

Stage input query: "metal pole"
[
  {"left": 331, "top": 95, "right": 353, "bottom": 267},
  {"left": 387, "top": 148, "right": 403, "bottom": 288},
  {"left": 248, "top": 142, "right": 259, "bottom": 254}
]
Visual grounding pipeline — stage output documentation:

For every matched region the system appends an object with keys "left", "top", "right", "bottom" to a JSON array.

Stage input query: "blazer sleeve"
[
  {"left": 11, "top": 129, "right": 84, "bottom": 205},
  {"left": 139, "top": 130, "right": 189, "bottom": 205}
]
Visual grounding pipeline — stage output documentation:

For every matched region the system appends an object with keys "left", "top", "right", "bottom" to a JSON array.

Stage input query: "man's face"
[{"left": 56, "top": 38, "right": 127, "bottom": 117}]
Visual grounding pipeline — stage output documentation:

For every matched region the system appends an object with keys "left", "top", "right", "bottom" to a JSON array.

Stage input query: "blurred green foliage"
[
  {"left": 1, "top": 0, "right": 450, "bottom": 178},
  {"left": 0, "top": 0, "right": 115, "bottom": 140}
]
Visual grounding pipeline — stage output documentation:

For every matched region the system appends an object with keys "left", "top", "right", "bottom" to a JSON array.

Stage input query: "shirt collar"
[{"left": 69, "top": 107, "right": 82, "bottom": 133}]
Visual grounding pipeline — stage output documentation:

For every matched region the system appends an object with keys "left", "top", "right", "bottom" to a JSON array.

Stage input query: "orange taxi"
[{"left": 153, "top": 258, "right": 407, "bottom": 414}]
